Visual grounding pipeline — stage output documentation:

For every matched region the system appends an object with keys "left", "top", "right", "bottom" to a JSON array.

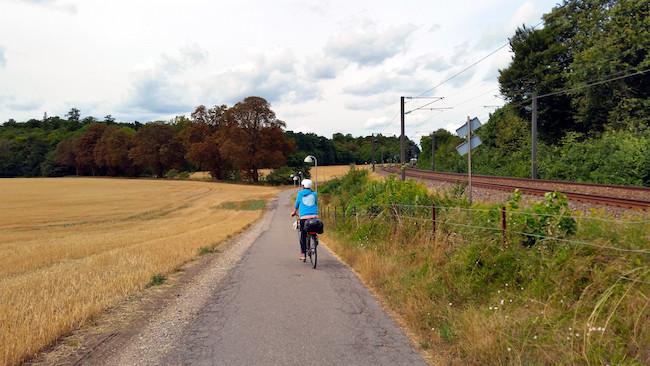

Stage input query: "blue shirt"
[{"left": 295, "top": 189, "right": 318, "bottom": 218}]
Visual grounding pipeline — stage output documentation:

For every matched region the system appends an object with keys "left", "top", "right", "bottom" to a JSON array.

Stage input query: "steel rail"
[{"left": 382, "top": 167, "right": 650, "bottom": 210}]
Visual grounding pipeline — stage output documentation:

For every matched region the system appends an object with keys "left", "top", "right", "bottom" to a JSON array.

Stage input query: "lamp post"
[{"left": 304, "top": 155, "right": 318, "bottom": 193}]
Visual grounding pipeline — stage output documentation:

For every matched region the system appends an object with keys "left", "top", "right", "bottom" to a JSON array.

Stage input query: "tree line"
[
  {"left": 1, "top": 97, "right": 291, "bottom": 182},
  {"left": 0, "top": 96, "right": 420, "bottom": 181}
]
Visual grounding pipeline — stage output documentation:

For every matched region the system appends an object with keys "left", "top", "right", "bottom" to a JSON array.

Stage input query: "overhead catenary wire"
[
  {"left": 536, "top": 67, "right": 650, "bottom": 99},
  {"left": 405, "top": 97, "right": 445, "bottom": 114},
  {"left": 414, "top": 20, "right": 545, "bottom": 98}
]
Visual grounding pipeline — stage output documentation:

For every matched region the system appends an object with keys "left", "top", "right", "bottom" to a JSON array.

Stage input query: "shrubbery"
[{"left": 320, "top": 170, "right": 650, "bottom": 364}]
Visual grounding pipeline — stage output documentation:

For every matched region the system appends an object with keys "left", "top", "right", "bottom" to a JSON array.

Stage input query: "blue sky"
[{"left": 0, "top": 0, "right": 560, "bottom": 140}]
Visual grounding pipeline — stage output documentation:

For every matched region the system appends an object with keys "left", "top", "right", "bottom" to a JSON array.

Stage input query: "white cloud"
[
  {"left": 121, "top": 46, "right": 207, "bottom": 116},
  {"left": 15, "top": 0, "right": 77, "bottom": 14},
  {"left": 326, "top": 20, "right": 418, "bottom": 66},
  {"left": 364, "top": 116, "right": 393, "bottom": 129},
  {"left": 304, "top": 55, "right": 347, "bottom": 80},
  {"left": 344, "top": 95, "right": 393, "bottom": 111},
  {"left": 509, "top": 1, "right": 537, "bottom": 30},
  {"left": 0, "top": 46, "right": 5, "bottom": 67},
  {"left": 0, "top": 0, "right": 560, "bottom": 135},
  {"left": 343, "top": 73, "right": 432, "bottom": 96},
  {"left": 428, "top": 24, "right": 441, "bottom": 33},
  {"left": 202, "top": 51, "right": 320, "bottom": 105}
]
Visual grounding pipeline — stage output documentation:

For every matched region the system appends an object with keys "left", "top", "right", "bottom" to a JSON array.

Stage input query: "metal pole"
[
  {"left": 467, "top": 116, "right": 473, "bottom": 205},
  {"left": 431, "top": 133, "right": 435, "bottom": 171},
  {"left": 400, "top": 96, "right": 406, "bottom": 181},
  {"left": 531, "top": 91, "right": 538, "bottom": 179},
  {"left": 314, "top": 157, "right": 318, "bottom": 194}
]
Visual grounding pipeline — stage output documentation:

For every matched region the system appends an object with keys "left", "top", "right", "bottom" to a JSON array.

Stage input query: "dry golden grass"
[
  {"left": 188, "top": 171, "right": 212, "bottom": 180},
  {"left": 0, "top": 178, "right": 279, "bottom": 366},
  {"left": 259, "top": 164, "right": 371, "bottom": 183}
]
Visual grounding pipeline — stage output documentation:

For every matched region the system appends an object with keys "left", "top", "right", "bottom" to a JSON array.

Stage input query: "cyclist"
[{"left": 290, "top": 179, "right": 318, "bottom": 261}]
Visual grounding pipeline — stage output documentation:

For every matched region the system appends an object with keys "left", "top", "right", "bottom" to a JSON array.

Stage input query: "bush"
[
  {"left": 164, "top": 169, "right": 179, "bottom": 179},
  {"left": 320, "top": 169, "right": 650, "bottom": 364},
  {"left": 506, "top": 189, "right": 577, "bottom": 247},
  {"left": 147, "top": 273, "right": 166, "bottom": 287},
  {"left": 264, "top": 166, "right": 294, "bottom": 185}
]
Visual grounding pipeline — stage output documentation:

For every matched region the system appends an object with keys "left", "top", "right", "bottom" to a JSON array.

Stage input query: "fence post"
[
  {"left": 432, "top": 203, "right": 436, "bottom": 238},
  {"left": 501, "top": 206, "right": 507, "bottom": 244}
]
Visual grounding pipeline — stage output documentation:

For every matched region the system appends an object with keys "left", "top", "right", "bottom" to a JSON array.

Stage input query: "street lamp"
[{"left": 304, "top": 155, "right": 318, "bottom": 193}]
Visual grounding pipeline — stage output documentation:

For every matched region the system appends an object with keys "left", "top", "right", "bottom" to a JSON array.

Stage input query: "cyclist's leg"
[{"left": 299, "top": 219, "right": 307, "bottom": 258}]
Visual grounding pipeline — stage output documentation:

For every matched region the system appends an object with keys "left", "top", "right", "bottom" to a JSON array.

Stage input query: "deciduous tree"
[
  {"left": 221, "top": 97, "right": 291, "bottom": 182},
  {"left": 130, "top": 123, "right": 185, "bottom": 177}
]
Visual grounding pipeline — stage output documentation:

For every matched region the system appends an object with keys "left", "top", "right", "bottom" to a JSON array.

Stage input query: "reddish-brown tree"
[
  {"left": 130, "top": 123, "right": 185, "bottom": 177},
  {"left": 221, "top": 97, "right": 292, "bottom": 182},
  {"left": 74, "top": 123, "right": 107, "bottom": 175},
  {"left": 54, "top": 137, "right": 78, "bottom": 175},
  {"left": 94, "top": 126, "right": 135, "bottom": 176},
  {"left": 182, "top": 105, "right": 234, "bottom": 179}
]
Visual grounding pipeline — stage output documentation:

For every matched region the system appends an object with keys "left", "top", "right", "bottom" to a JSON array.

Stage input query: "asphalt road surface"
[{"left": 159, "top": 190, "right": 427, "bottom": 365}]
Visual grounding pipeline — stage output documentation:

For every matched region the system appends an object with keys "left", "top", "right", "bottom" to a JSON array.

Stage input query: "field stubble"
[{"left": 0, "top": 178, "right": 278, "bottom": 366}]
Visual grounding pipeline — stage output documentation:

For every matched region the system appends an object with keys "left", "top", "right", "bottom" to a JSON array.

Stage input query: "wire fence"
[{"left": 320, "top": 203, "right": 650, "bottom": 256}]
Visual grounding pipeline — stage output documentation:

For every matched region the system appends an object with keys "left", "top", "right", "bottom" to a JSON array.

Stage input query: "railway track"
[{"left": 382, "top": 167, "right": 650, "bottom": 210}]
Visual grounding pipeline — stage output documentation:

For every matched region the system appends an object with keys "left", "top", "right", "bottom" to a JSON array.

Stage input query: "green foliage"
[
  {"left": 319, "top": 167, "right": 370, "bottom": 205},
  {"left": 198, "top": 246, "right": 213, "bottom": 255},
  {"left": 507, "top": 190, "right": 577, "bottom": 247},
  {"left": 147, "top": 273, "right": 166, "bottom": 287},
  {"left": 216, "top": 200, "right": 266, "bottom": 211},
  {"left": 264, "top": 166, "right": 295, "bottom": 185},
  {"left": 417, "top": 129, "right": 464, "bottom": 172},
  {"left": 322, "top": 169, "right": 650, "bottom": 364},
  {"left": 540, "top": 130, "right": 650, "bottom": 185},
  {"left": 164, "top": 169, "right": 180, "bottom": 179},
  {"left": 287, "top": 131, "right": 419, "bottom": 166}
]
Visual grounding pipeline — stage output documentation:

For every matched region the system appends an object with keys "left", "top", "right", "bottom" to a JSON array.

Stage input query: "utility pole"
[
  {"left": 531, "top": 91, "right": 538, "bottom": 179},
  {"left": 466, "top": 116, "right": 473, "bottom": 205},
  {"left": 400, "top": 96, "right": 406, "bottom": 181},
  {"left": 398, "top": 95, "right": 450, "bottom": 181},
  {"left": 431, "top": 133, "right": 435, "bottom": 171}
]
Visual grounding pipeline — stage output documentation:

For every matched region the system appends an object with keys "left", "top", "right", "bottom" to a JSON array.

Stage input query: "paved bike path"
[{"left": 164, "top": 190, "right": 427, "bottom": 366}]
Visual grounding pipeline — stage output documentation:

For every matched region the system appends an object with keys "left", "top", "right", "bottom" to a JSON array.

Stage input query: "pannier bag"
[{"left": 305, "top": 219, "right": 324, "bottom": 234}]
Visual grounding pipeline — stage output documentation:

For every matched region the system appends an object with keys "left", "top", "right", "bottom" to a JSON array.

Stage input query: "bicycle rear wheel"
[{"left": 309, "top": 235, "right": 318, "bottom": 269}]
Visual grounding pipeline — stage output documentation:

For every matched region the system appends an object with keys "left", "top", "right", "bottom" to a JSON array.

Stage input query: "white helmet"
[{"left": 301, "top": 179, "right": 313, "bottom": 189}]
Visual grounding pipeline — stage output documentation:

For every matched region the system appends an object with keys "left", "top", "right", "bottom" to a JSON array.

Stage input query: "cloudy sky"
[{"left": 0, "top": 0, "right": 559, "bottom": 140}]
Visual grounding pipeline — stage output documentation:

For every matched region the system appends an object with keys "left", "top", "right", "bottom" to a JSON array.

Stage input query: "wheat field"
[
  {"left": 258, "top": 164, "right": 371, "bottom": 183},
  {"left": 0, "top": 178, "right": 278, "bottom": 366}
]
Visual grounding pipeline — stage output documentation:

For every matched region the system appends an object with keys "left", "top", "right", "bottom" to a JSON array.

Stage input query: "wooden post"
[
  {"left": 501, "top": 206, "right": 507, "bottom": 244},
  {"left": 432, "top": 203, "right": 436, "bottom": 239}
]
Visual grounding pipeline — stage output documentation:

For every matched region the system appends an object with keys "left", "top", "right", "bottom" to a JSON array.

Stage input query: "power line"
[
  {"left": 415, "top": 19, "right": 545, "bottom": 97},
  {"left": 537, "top": 67, "right": 650, "bottom": 99},
  {"left": 405, "top": 97, "right": 445, "bottom": 114}
]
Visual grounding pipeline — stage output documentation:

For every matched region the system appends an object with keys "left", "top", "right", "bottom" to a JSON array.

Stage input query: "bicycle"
[{"left": 295, "top": 218, "right": 323, "bottom": 269}]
